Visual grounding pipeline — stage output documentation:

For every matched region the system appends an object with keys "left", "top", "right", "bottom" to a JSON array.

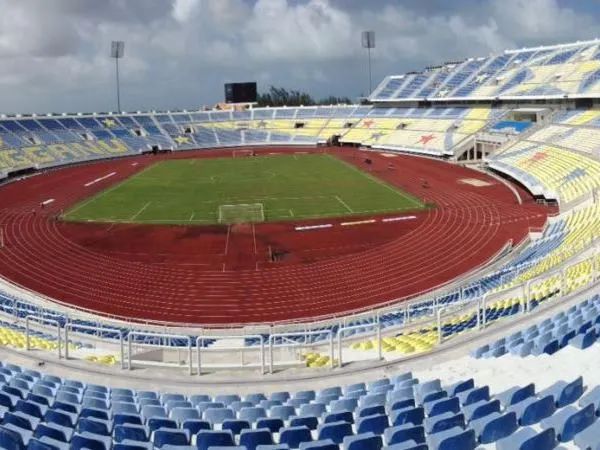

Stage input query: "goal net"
[
  {"left": 218, "top": 203, "right": 265, "bottom": 224},
  {"left": 232, "top": 149, "right": 256, "bottom": 158}
]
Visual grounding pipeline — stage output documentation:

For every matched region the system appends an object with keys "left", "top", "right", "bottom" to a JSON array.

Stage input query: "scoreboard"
[{"left": 224, "top": 82, "right": 257, "bottom": 104}]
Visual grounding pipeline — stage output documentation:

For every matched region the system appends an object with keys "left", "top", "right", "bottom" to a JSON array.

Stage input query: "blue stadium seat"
[
  {"left": 170, "top": 407, "right": 200, "bottom": 423},
  {"left": 497, "top": 427, "right": 556, "bottom": 450},
  {"left": 383, "top": 424, "right": 426, "bottom": 446},
  {"left": 508, "top": 395, "right": 556, "bottom": 425},
  {"left": 384, "top": 441, "right": 427, "bottom": 450},
  {"left": 299, "top": 403, "right": 326, "bottom": 417},
  {"left": 356, "top": 414, "right": 389, "bottom": 435},
  {"left": 71, "top": 432, "right": 112, "bottom": 450},
  {"left": 444, "top": 379, "right": 474, "bottom": 397},
  {"left": 279, "top": 426, "right": 313, "bottom": 448},
  {"left": 270, "top": 405, "right": 296, "bottom": 421},
  {"left": 463, "top": 399, "right": 500, "bottom": 422},
  {"left": 424, "top": 397, "right": 460, "bottom": 417},
  {"left": 317, "top": 421, "right": 352, "bottom": 444},
  {"left": 239, "top": 428, "right": 273, "bottom": 450},
  {"left": 114, "top": 424, "right": 148, "bottom": 443},
  {"left": 78, "top": 417, "right": 111, "bottom": 436},
  {"left": 496, "top": 384, "right": 535, "bottom": 408},
  {"left": 539, "top": 376, "right": 584, "bottom": 408},
  {"left": 424, "top": 412, "right": 464, "bottom": 434},
  {"left": 392, "top": 407, "right": 424, "bottom": 426},
  {"left": 290, "top": 416, "right": 319, "bottom": 430},
  {"left": 355, "top": 405, "right": 385, "bottom": 419},
  {"left": 323, "top": 411, "right": 353, "bottom": 424},
  {"left": 0, "top": 426, "right": 24, "bottom": 450},
  {"left": 298, "top": 439, "right": 338, "bottom": 450},
  {"left": 456, "top": 386, "right": 489, "bottom": 406},
  {"left": 153, "top": 429, "right": 189, "bottom": 448},
  {"left": 256, "top": 418, "right": 284, "bottom": 433},
  {"left": 541, "top": 404, "right": 596, "bottom": 442},
  {"left": 203, "top": 407, "right": 235, "bottom": 424},
  {"left": 470, "top": 411, "right": 518, "bottom": 443},
  {"left": 239, "top": 407, "right": 267, "bottom": 423},
  {"left": 221, "top": 419, "right": 250, "bottom": 435},
  {"left": 181, "top": 419, "right": 210, "bottom": 436},
  {"left": 427, "top": 426, "right": 477, "bottom": 450},
  {"left": 330, "top": 399, "right": 357, "bottom": 413},
  {"left": 343, "top": 432, "right": 383, "bottom": 450},
  {"left": 195, "top": 430, "right": 235, "bottom": 450}
]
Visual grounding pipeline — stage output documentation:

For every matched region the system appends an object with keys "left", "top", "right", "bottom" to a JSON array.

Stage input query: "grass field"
[{"left": 63, "top": 154, "right": 426, "bottom": 225}]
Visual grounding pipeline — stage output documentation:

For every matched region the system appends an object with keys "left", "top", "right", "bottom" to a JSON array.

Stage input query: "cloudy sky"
[{"left": 0, "top": 0, "right": 598, "bottom": 114}]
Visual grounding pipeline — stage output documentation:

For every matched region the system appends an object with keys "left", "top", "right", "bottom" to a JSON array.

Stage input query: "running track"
[{"left": 0, "top": 147, "right": 551, "bottom": 326}]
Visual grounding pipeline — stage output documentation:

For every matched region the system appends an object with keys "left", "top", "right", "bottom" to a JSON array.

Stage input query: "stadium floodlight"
[
  {"left": 361, "top": 31, "right": 376, "bottom": 96},
  {"left": 110, "top": 41, "right": 125, "bottom": 112}
]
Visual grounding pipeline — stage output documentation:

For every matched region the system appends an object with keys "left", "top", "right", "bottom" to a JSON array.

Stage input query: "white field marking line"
[
  {"left": 325, "top": 153, "right": 423, "bottom": 208},
  {"left": 84, "top": 171, "right": 116, "bottom": 187},
  {"left": 65, "top": 163, "right": 156, "bottom": 217},
  {"left": 189, "top": 212, "right": 195, "bottom": 222},
  {"left": 289, "top": 209, "right": 294, "bottom": 217},
  {"left": 224, "top": 225, "right": 231, "bottom": 256},
  {"left": 130, "top": 202, "right": 151, "bottom": 221},
  {"left": 335, "top": 195, "right": 354, "bottom": 213}
]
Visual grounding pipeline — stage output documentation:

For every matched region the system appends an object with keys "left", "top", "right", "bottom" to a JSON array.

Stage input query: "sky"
[{"left": 0, "top": 0, "right": 599, "bottom": 114}]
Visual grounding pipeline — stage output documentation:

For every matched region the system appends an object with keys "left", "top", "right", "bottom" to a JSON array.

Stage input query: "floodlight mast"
[
  {"left": 361, "top": 31, "right": 375, "bottom": 96},
  {"left": 110, "top": 41, "right": 125, "bottom": 112}
]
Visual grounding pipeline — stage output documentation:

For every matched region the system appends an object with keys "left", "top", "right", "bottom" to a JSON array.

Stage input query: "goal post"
[{"left": 218, "top": 203, "right": 265, "bottom": 224}]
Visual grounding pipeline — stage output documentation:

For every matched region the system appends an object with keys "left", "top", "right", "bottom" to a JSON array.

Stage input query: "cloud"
[{"left": 0, "top": 0, "right": 598, "bottom": 113}]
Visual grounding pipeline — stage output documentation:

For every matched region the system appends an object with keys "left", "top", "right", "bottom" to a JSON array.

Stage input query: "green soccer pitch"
[{"left": 63, "top": 154, "right": 427, "bottom": 225}]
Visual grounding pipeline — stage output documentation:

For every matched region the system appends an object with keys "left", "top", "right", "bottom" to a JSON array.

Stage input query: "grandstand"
[{"left": 3, "top": 34, "right": 600, "bottom": 449}]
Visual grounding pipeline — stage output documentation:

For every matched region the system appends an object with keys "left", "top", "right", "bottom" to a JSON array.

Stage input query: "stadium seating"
[
  {"left": 474, "top": 294, "right": 600, "bottom": 358},
  {"left": 0, "top": 360, "right": 594, "bottom": 449},
  {"left": 370, "top": 40, "right": 600, "bottom": 101}
]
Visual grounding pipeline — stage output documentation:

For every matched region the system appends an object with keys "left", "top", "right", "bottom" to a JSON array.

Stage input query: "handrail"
[
  {"left": 65, "top": 321, "right": 124, "bottom": 369},
  {"left": 25, "top": 315, "right": 61, "bottom": 359},
  {"left": 127, "top": 332, "right": 192, "bottom": 375},
  {"left": 196, "top": 335, "right": 264, "bottom": 376},
  {"left": 268, "top": 330, "right": 334, "bottom": 374}
]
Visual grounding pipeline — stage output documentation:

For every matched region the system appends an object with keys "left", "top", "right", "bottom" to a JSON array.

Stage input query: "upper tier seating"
[{"left": 370, "top": 40, "right": 600, "bottom": 101}]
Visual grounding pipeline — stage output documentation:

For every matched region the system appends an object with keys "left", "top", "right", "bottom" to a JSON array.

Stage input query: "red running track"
[{"left": 0, "top": 147, "right": 552, "bottom": 326}]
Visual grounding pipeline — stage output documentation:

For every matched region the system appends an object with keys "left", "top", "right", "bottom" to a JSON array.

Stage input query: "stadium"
[{"left": 3, "top": 2, "right": 600, "bottom": 449}]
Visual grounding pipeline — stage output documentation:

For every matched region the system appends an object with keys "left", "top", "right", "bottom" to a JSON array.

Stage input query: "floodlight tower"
[
  {"left": 110, "top": 41, "right": 125, "bottom": 112},
  {"left": 361, "top": 31, "right": 375, "bottom": 96}
]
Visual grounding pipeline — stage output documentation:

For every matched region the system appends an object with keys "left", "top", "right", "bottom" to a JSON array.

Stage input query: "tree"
[{"left": 256, "top": 86, "right": 353, "bottom": 107}]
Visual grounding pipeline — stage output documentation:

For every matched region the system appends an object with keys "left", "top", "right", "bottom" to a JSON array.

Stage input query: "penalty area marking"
[
  {"left": 335, "top": 195, "right": 354, "bottom": 213},
  {"left": 84, "top": 172, "right": 116, "bottom": 187},
  {"left": 130, "top": 202, "right": 151, "bottom": 221},
  {"left": 326, "top": 154, "right": 424, "bottom": 209}
]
